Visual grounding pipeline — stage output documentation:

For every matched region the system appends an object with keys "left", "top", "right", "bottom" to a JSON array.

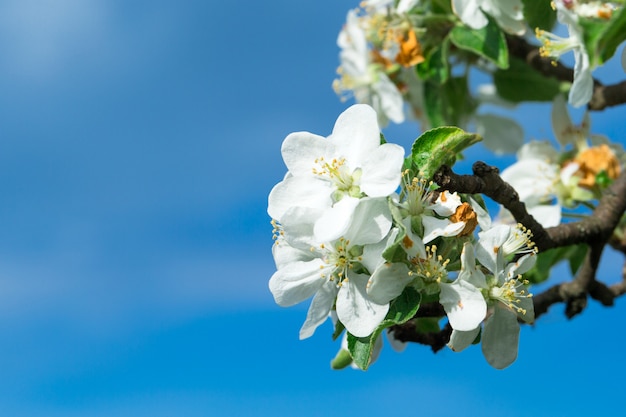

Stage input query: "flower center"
[
  {"left": 403, "top": 172, "right": 433, "bottom": 217},
  {"left": 320, "top": 238, "right": 363, "bottom": 285},
  {"left": 410, "top": 244, "right": 450, "bottom": 284},
  {"left": 313, "top": 156, "right": 363, "bottom": 200},
  {"left": 489, "top": 277, "right": 532, "bottom": 315}
]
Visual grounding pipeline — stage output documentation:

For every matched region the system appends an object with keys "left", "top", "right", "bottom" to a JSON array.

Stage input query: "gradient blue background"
[{"left": 0, "top": 1, "right": 625, "bottom": 415}]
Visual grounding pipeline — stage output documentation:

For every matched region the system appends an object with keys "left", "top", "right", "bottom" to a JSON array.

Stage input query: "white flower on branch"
[
  {"left": 535, "top": 1, "right": 592, "bottom": 107},
  {"left": 267, "top": 104, "right": 404, "bottom": 243},
  {"left": 333, "top": 10, "right": 405, "bottom": 126}
]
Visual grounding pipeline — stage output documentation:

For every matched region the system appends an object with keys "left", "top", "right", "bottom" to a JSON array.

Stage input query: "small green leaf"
[
  {"left": 494, "top": 57, "right": 563, "bottom": 102},
  {"left": 348, "top": 287, "right": 421, "bottom": 370},
  {"left": 411, "top": 126, "right": 481, "bottom": 179},
  {"left": 522, "top": 0, "right": 557, "bottom": 31},
  {"left": 416, "top": 42, "right": 450, "bottom": 83},
  {"left": 524, "top": 244, "right": 588, "bottom": 284},
  {"left": 423, "top": 76, "right": 476, "bottom": 128},
  {"left": 331, "top": 319, "right": 345, "bottom": 341},
  {"left": 568, "top": 244, "right": 588, "bottom": 275},
  {"left": 449, "top": 17, "right": 509, "bottom": 69}
]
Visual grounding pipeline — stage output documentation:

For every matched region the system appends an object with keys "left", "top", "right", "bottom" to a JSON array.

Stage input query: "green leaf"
[
  {"left": 580, "top": 7, "right": 626, "bottom": 66},
  {"left": 348, "top": 287, "right": 421, "bottom": 370},
  {"left": 449, "top": 17, "right": 509, "bottom": 69},
  {"left": 416, "top": 42, "right": 449, "bottom": 83},
  {"left": 521, "top": 0, "right": 557, "bottom": 31},
  {"left": 494, "top": 57, "right": 563, "bottom": 102},
  {"left": 568, "top": 244, "right": 588, "bottom": 275},
  {"left": 423, "top": 76, "right": 476, "bottom": 128},
  {"left": 524, "top": 244, "right": 588, "bottom": 284},
  {"left": 331, "top": 319, "right": 345, "bottom": 341},
  {"left": 411, "top": 126, "right": 481, "bottom": 179}
]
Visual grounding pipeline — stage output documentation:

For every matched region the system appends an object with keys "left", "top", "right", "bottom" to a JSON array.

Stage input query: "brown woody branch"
[{"left": 506, "top": 35, "right": 626, "bottom": 111}]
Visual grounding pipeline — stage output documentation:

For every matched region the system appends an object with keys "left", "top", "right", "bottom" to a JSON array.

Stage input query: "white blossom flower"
[
  {"left": 267, "top": 104, "right": 404, "bottom": 243},
  {"left": 333, "top": 10, "right": 405, "bottom": 125},
  {"left": 500, "top": 141, "right": 562, "bottom": 227},
  {"left": 269, "top": 200, "right": 392, "bottom": 339},
  {"left": 452, "top": 0, "right": 526, "bottom": 35},
  {"left": 448, "top": 227, "right": 536, "bottom": 369},
  {"left": 535, "top": 1, "right": 592, "bottom": 107}
]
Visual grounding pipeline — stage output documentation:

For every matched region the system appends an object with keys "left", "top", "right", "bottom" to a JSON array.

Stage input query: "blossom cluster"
[
  {"left": 332, "top": 0, "right": 625, "bottom": 157},
  {"left": 268, "top": 104, "right": 539, "bottom": 369},
  {"left": 500, "top": 94, "right": 624, "bottom": 227}
]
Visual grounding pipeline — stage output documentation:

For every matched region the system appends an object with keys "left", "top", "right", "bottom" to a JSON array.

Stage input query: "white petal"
[
  {"left": 367, "top": 262, "right": 413, "bottom": 304},
  {"left": 396, "top": 0, "right": 419, "bottom": 13},
  {"left": 476, "top": 225, "right": 511, "bottom": 273},
  {"left": 330, "top": 104, "right": 381, "bottom": 164},
  {"left": 313, "top": 197, "right": 360, "bottom": 243},
  {"left": 569, "top": 50, "right": 593, "bottom": 108},
  {"left": 344, "top": 197, "right": 393, "bottom": 245},
  {"left": 272, "top": 240, "right": 316, "bottom": 270},
  {"left": 505, "top": 252, "right": 537, "bottom": 277},
  {"left": 281, "top": 131, "right": 336, "bottom": 177},
  {"left": 336, "top": 273, "right": 389, "bottom": 337},
  {"left": 429, "top": 191, "right": 462, "bottom": 217},
  {"left": 481, "top": 304, "right": 520, "bottom": 369},
  {"left": 516, "top": 140, "right": 559, "bottom": 162},
  {"left": 360, "top": 143, "right": 404, "bottom": 197},
  {"left": 500, "top": 159, "right": 557, "bottom": 203},
  {"left": 528, "top": 204, "right": 561, "bottom": 228},
  {"left": 481, "top": 0, "right": 526, "bottom": 35},
  {"left": 361, "top": 228, "right": 397, "bottom": 273},
  {"left": 281, "top": 206, "right": 324, "bottom": 250},
  {"left": 269, "top": 259, "right": 326, "bottom": 307},
  {"left": 372, "top": 73, "right": 405, "bottom": 124},
  {"left": 299, "top": 281, "right": 339, "bottom": 339},
  {"left": 459, "top": 241, "right": 488, "bottom": 288},
  {"left": 422, "top": 216, "right": 465, "bottom": 244},
  {"left": 447, "top": 327, "right": 480, "bottom": 352},
  {"left": 440, "top": 281, "right": 487, "bottom": 331},
  {"left": 551, "top": 94, "right": 574, "bottom": 146},
  {"left": 452, "top": 0, "right": 488, "bottom": 29},
  {"left": 267, "top": 176, "right": 332, "bottom": 221}
]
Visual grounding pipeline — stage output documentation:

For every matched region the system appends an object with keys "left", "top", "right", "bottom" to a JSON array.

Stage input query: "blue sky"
[{"left": 0, "top": 1, "right": 624, "bottom": 415}]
